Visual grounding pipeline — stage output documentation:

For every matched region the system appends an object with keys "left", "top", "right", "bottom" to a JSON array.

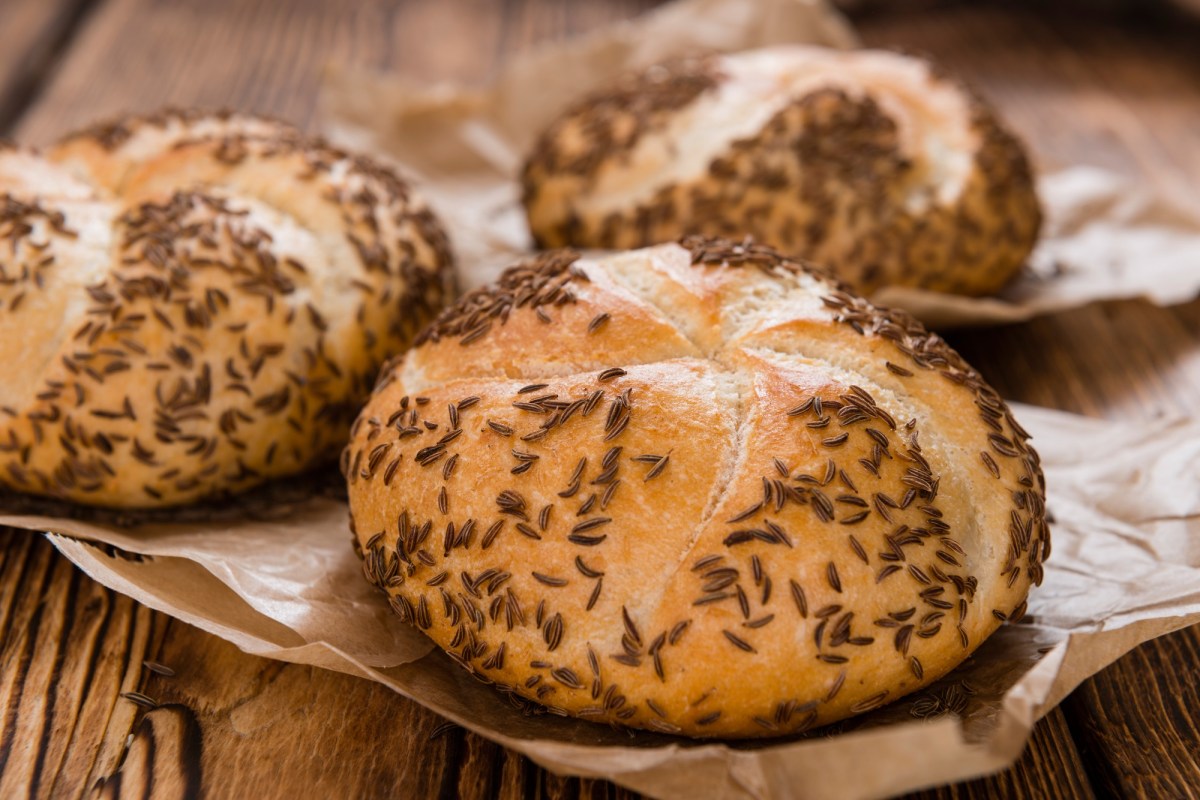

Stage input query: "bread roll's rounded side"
[
  {"left": 51, "top": 108, "right": 286, "bottom": 193},
  {"left": 1, "top": 151, "right": 117, "bottom": 498},
  {"left": 0, "top": 113, "right": 454, "bottom": 508},
  {"left": 521, "top": 47, "right": 1041, "bottom": 296},
  {"left": 346, "top": 238, "right": 1046, "bottom": 738}
]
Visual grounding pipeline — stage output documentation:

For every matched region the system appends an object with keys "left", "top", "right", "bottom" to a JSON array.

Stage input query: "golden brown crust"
[
  {"left": 346, "top": 237, "right": 1047, "bottom": 738},
  {"left": 0, "top": 110, "right": 455, "bottom": 508},
  {"left": 521, "top": 47, "right": 1041, "bottom": 297},
  {"left": 58, "top": 107, "right": 264, "bottom": 151},
  {"left": 521, "top": 57, "right": 722, "bottom": 184}
]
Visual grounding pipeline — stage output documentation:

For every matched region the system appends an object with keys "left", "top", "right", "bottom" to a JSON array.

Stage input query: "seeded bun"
[
  {"left": 346, "top": 237, "right": 1047, "bottom": 738},
  {"left": 0, "top": 110, "right": 454, "bottom": 508},
  {"left": 521, "top": 47, "right": 1040, "bottom": 297}
]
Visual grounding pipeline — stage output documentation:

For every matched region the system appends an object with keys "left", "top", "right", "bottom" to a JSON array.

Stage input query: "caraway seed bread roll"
[
  {"left": 0, "top": 109, "right": 454, "bottom": 508},
  {"left": 522, "top": 46, "right": 1041, "bottom": 296},
  {"left": 346, "top": 237, "right": 1048, "bottom": 738}
]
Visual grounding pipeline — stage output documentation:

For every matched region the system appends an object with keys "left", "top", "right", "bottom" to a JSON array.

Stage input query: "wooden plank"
[
  {"left": 12, "top": 0, "right": 672, "bottom": 144},
  {"left": 93, "top": 618, "right": 459, "bottom": 799},
  {"left": 1064, "top": 632, "right": 1200, "bottom": 798},
  {"left": 0, "top": 533, "right": 167, "bottom": 798},
  {"left": 14, "top": 0, "right": 512, "bottom": 143},
  {"left": 0, "top": 1, "right": 1197, "bottom": 799},
  {"left": 0, "top": 0, "right": 98, "bottom": 134}
]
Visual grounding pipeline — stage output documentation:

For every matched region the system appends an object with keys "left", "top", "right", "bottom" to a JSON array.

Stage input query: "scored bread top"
[
  {"left": 521, "top": 46, "right": 1040, "bottom": 296},
  {"left": 346, "top": 238, "right": 1047, "bottom": 738},
  {"left": 0, "top": 110, "right": 454, "bottom": 508}
]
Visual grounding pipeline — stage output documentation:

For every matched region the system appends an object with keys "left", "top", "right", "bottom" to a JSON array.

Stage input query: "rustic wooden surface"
[
  {"left": 0, "top": 0, "right": 93, "bottom": 131},
  {"left": 1, "top": 0, "right": 1199, "bottom": 797}
]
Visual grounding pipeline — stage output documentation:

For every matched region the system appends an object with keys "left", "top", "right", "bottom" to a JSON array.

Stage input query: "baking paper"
[
  {"left": 3, "top": 403, "right": 1199, "bottom": 799},
  {"left": 319, "top": 0, "right": 1200, "bottom": 328}
]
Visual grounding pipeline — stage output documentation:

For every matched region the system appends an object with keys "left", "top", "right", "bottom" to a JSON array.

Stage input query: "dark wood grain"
[
  {"left": 1064, "top": 632, "right": 1200, "bottom": 798},
  {"left": 0, "top": 534, "right": 168, "bottom": 798},
  {"left": 14, "top": 0, "right": 510, "bottom": 143},
  {"left": 1, "top": 0, "right": 1199, "bottom": 798},
  {"left": 0, "top": 0, "right": 98, "bottom": 134},
  {"left": 95, "top": 622, "right": 463, "bottom": 799},
  {"left": 13, "top": 0, "right": 670, "bottom": 143}
]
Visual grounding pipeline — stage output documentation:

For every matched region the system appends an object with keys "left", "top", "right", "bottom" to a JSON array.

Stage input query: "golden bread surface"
[
  {"left": 0, "top": 110, "right": 454, "bottom": 508},
  {"left": 346, "top": 238, "right": 1047, "bottom": 738},
  {"left": 521, "top": 46, "right": 1041, "bottom": 296}
]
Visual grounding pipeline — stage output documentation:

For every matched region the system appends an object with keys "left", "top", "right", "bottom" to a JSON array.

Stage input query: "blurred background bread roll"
[{"left": 522, "top": 46, "right": 1041, "bottom": 296}]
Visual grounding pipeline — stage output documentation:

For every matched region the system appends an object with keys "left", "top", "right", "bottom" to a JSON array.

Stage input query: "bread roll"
[
  {"left": 521, "top": 47, "right": 1040, "bottom": 296},
  {"left": 0, "top": 110, "right": 454, "bottom": 508},
  {"left": 346, "top": 237, "right": 1047, "bottom": 738}
]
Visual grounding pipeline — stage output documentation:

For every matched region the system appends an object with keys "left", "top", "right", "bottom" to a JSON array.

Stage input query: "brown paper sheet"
[
  {"left": 318, "top": 0, "right": 1200, "bottom": 328},
  {"left": 5, "top": 403, "right": 1200, "bottom": 799}
]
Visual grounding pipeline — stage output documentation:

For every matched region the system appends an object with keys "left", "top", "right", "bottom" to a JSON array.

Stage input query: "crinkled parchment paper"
[
  {"left": 319, "top": 0, "right": 1200, "bottom": 329},
  {"left": 3, "top": 403, "right": 1199, "bottom": 800}
]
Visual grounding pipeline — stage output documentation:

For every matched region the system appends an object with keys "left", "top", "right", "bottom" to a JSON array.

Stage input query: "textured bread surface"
[
  {"left": 0, "top": 109, "right": 454, "bottom": 508},
  {"left": 522, "top": 46, "right": 1040, "bottom": 296},
  {"left": 346, "top": 238, "right": 1047, "bottom": 738}
]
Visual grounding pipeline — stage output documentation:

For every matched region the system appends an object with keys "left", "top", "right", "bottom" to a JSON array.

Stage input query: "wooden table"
[{"left": 2, "top": 0, "right": 1199, "bottom": 797}]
